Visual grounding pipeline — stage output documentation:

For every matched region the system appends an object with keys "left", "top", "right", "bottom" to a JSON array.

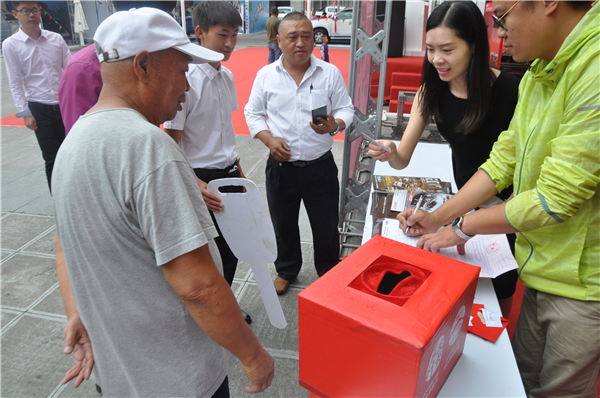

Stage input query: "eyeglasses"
[
  {"left": 492, "top": 1, "right": 520, "bottom": 31},
  {"left": 14, "top": 8, "right": 41, "bottom": 16}
]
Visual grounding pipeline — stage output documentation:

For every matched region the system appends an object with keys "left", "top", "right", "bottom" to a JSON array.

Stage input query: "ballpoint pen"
[{"left": 405, "top": 191, "right": 425, "bottom": 234}]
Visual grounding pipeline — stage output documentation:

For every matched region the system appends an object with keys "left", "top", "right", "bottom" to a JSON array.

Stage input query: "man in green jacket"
[{"left": 399, "top": 1, "right": 599, "bottom": 397}]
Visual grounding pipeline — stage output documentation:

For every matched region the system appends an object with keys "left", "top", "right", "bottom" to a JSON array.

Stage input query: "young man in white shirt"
[
  {"left": 2, "top": 1, "right": 70, "bottom": 192},
  {"left": 244, "top": 12, "right": 354, "bottom": 295},
  {"left": 164, "top": 1, "right": 252, "bottom": 324}
]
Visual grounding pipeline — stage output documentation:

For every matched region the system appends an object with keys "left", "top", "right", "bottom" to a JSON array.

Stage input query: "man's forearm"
[
  {"left": 334, "top": 118, "right": 346, "bottom": 131},
  {"left": 256, "top": 130, "right": 273, "bottom": 146},
  {"left": 55, "top": 235, "right": 79, "bottom": 319},
  {"left": 461, "top": 203, "right": 518, "bottom": 236},
  {"left": 164, "top": 128, "right": 183, "bottom": 144},
  {"left": 162, "top": 246, "right": 265, "bottom": 366},
  {"left": 181, "top": 277, "right": 264, "bottom": 364}
]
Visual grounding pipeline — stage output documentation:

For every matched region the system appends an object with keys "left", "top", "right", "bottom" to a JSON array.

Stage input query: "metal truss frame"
[{"left": 338, "top": 1, "right": 393, "bottom": 257}]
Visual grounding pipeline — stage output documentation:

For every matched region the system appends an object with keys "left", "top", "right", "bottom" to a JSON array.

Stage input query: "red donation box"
[{"left": 299, "top": 235, "right": 480, "bottom": 397}]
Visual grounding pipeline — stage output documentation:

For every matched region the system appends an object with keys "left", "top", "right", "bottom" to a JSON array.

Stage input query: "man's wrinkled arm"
[
  {"left": 162, "top": 246, "right": 274, "bottom": 393},
  {"left": 55, "top": 235, "right": 94, "bottom": 388}
]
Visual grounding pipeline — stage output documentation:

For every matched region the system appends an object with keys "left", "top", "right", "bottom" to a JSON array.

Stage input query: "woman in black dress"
[{"left": 369, "top": 1, "right": 520, "bottom": 317}]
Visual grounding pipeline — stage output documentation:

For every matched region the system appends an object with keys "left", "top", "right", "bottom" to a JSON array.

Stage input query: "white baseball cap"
[{"left": 93, "top": 7, "right": 223, "bottom": 64}]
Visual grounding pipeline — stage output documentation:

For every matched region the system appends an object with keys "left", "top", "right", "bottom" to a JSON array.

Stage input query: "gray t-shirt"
[{"left": 53, "top": 108, "right": 230, "bottom": 397}]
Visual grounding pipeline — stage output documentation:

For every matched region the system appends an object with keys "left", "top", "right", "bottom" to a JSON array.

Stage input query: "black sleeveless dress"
[{"left": 436, "top": 71, "right": 520, "bottom": 299}]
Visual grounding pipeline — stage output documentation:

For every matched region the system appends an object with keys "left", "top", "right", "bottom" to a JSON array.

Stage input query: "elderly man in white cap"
[{"left": 51, "top": 8, "right": 274, "bottom": 397}]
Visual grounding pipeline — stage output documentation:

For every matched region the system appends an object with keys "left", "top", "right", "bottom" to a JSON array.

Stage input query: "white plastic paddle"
[{"left": 207, "top": 178, "right": 287, "bottom": 329}]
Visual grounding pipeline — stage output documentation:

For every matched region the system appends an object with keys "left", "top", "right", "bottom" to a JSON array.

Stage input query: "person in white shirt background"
[
  {"left": 164, "top": 1, "right": 252, "bottom": 325},
  {"left": 244, "top": 12, "right": 354, "bottom": 296},
  {"left": 2, "top": 1, "right": 70, "bottom": 192}
]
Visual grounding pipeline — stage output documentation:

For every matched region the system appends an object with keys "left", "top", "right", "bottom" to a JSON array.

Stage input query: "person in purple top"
[
  {"left": 58, "top": 1, "right": 177, "bottom": 134},
  {"left": 58, "top": 45, "right": 101, "bottom": 134}
]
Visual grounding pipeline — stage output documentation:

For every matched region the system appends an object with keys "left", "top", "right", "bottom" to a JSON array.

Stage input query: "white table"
[{"left": 362, "top": 142, "right": 526, "bottom": 397}]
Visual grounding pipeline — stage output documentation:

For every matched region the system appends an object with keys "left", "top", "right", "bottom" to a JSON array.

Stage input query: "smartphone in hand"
[{"left": 311, "top": 105, "right": 328, "bottom": 125}]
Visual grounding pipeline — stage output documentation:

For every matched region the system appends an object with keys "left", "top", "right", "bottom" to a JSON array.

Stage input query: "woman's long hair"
[{"left": 419, "top": 1, "right": 495, "bottom": 135}]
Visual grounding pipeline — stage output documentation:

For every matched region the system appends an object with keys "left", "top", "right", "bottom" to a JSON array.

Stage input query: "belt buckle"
[
  {"left": 293, "top": 161, "right": 307, "bottom": 168},
  {"left": 227, "top": 164, "right": 238, "bottom": 174}
]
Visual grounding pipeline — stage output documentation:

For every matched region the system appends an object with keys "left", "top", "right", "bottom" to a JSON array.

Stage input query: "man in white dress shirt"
[
  {"left": 2, "top": 1, "right": 70, "bottom": 192},
  {"left": 164, "top": 1, "right": 252, "bottom": 324},
  {"left": 244, "top": 12, "right": 354, "bottom": 295}
]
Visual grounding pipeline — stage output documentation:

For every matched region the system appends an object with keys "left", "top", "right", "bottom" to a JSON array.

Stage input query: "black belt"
[
  {"left": 28, "top": 102, "right": 61, "bottom": 112},
  {"left": 281, "top": 151, "right": 333, "bottom": 168},
  {"left": 194, "top": 159, "right": 240, "bottom": 180}
]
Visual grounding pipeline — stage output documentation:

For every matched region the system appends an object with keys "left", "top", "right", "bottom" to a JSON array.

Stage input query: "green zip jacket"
[{"left": 481, "top": 3, "right": 600, "bottom": 301}]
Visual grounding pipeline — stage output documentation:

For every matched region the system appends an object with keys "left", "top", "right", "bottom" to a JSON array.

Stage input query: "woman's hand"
[{"left": 368, "top": 140, "right": 397, "bottom": 162}]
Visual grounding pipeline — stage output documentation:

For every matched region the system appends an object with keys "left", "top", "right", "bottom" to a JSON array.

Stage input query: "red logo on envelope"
[{"left": 467, "top": 303, "right": 509, "bottom": 343}]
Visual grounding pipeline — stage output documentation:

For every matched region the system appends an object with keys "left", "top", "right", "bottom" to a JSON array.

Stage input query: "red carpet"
[{"left": 0, "top": 113, "right": 24, "bottom": 127}]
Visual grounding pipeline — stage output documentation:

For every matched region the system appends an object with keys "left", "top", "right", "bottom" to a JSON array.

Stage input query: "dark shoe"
[
  {"left": 242, "top": 310, "right": 252, "bottom": 325},
  {"left": 274, "top": 276, "right": 291, "bottom": 295}
]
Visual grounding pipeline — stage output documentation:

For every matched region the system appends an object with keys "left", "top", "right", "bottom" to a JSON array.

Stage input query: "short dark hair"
[
  {"left": 192, "top": 0, "right": 242, "bottom": 33},
  {"left": 112, "top": 1, "right": 177, "bottom": 12},
  {"left": 521, "top": 0, "right": 591, "bottom": 11},
  {"left": 12, "top": 1, "right": 38, "bottom": 9},
  {"left": 271, "top": 7, "right": 278, "bottom": 16},
  {"left": 279, "top": 11, "right": 310, "bottom": 34},
  {"left": 419, "top": 1, "right": 493, "bottom": 135}
]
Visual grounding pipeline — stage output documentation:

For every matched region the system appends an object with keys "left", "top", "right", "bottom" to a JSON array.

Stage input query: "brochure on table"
[{"left": 364, "top": 144, "right": 518, "bottom": 278}]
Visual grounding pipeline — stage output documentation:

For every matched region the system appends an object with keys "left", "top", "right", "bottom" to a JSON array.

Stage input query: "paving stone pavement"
[{"left": 1, "top": 34, "right": 345, "bottom": 397}]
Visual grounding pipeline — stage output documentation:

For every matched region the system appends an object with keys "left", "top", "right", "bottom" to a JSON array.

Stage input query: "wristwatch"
[
  {"left": 329, "top": 120, "right": 340, "bottom": 136},
  {"left": 451, "top": 216, "right": 475, "bottom": 241}
]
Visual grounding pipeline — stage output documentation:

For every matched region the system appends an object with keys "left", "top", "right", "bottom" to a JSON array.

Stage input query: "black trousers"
[
  {"left": 265, "top": 152, "right": 340, "bottom": 281},
  {"left": 211, "top": 376, "right": 230, "bottom": 398},
  {"left": 194, "top": 165, "right": 242, "bottom": 286},
  {"left": 491, "top": 232, "right": 519, "bottom": 300},
  {"left": 28, "top": 102, "right": 65, "bottom": 193}
]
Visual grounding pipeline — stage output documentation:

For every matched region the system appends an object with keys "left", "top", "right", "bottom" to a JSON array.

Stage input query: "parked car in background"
[
  {"left": 311, "top": 8, "right": 352, "bottom": 44},
  {"left": 277, "top": 6, "right": 296, "bottom": 20},
  {"left": 314, "top": 5, "right": 344, "bottom": 17},
  {"left": 1, "top": 10, "right": 20, "bottom": 43}
]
